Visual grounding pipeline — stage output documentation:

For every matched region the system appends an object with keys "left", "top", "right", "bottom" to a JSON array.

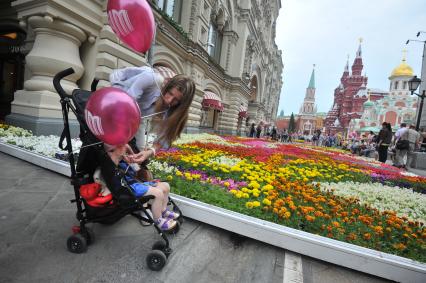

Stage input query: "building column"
[{"left": 7, "top": 15, "right": 86, "bottom": 135}]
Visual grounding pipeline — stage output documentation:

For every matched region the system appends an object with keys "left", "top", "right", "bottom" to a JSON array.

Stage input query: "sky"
[{"left": 275, "top": 0, "right": 426, "bottom": 116}]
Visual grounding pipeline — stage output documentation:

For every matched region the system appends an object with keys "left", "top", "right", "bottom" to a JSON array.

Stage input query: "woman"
[
  {"left": 110, "top": 66, "right": 195, "bottom": 163},
  {"left": 377, "top": 122, "right": 392, "bottom": 163}
]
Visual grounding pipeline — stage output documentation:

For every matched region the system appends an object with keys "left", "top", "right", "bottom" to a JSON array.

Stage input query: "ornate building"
[
  {"left": 348, "top": 55, "right": 418, "bottom": 133},
  {"left": 325, "top": 41, "right": 386, "bottom": 135},
  {"left": 0, "top": 0, "right": 283, "bottom": 136},
  {"left": 275, "top": 67, "right": 325, "bottom": 135}
]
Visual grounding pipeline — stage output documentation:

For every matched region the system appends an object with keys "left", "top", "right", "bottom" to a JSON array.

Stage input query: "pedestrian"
[
  {"left": 271, "top": 126, "right": 277, "bottom": 140},
  {"left": 256, "top": 123, "right": 262, "bottom": 138},
  {"left": 377, "top": 122, "right": 392, "bottom": 163},
  {"left": 110, "top": 66, "right": 195, "bottom": 161},
  {"left": 249, "top": 123, "right": 256, "bottom": 137},
  {"left": 393, "top": 123, "right": 408, "bottom": 168},
  {"left": 405, "top": 125, "right": 422, "bottom": 168}
]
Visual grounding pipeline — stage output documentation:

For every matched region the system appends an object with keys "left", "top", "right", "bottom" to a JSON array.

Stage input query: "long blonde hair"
[{"left": 153, "top": 74, "right": 195, "bottom": 147}]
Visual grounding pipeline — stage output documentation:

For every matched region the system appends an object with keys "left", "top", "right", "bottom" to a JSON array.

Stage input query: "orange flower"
[
  {"left": 393, "top": 243, "right": 407, "bottom": 250},
  {"left": 305, "top": 215, "right": 315, "bottom": 222},
  {"left": 363, "top": 233, "right": 371, "bottom": 240},
  {"left": 332, "top": 221, "right": 340, "bottom": 228}
]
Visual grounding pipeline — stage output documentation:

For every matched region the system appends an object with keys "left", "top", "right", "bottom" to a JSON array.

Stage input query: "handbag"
[{"left": 396, "top": 139, "right": 409, "bottom": 150}]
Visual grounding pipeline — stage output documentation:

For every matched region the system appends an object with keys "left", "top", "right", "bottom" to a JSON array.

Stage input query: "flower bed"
[
  {"left": 1, "top": 122, "right": 425, "bottom": 263},
  {"left": 149, "top": 135, "right": 426, "bottom": 263}
]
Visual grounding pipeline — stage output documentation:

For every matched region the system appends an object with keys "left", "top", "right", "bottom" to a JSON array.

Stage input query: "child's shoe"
[
  {"left": 155, "top": 217, "right": 177, "bottom": 231},
  {"left": 162, "top": 209, "right": 180, "bottom": 220}
]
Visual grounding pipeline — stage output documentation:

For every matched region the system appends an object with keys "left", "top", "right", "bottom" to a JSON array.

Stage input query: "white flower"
[{"left": 319, "top": 181, "right": 426, "bottom": 223}]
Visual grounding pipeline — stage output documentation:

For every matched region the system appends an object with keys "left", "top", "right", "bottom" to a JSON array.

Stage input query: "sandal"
[
  {"left": 155, "top": 217, "right": 177, "bottom": 231},
  {"left": 162, "top": 209, "right": 180, "bottom": 220}
]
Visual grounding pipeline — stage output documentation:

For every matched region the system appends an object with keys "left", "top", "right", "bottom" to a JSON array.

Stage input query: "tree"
[{"left": 288, "top": 113, "right": 296, "bottom": 133}]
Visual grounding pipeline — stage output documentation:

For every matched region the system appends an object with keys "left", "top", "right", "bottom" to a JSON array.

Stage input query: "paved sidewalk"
[{"left": 0, "top": 152, "right": 394, "bottom": 283}]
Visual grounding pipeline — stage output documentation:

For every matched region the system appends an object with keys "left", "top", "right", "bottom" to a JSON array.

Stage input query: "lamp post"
[
  {"left": 406, "top": 31, "right": 426, "bottom": 130},
  {"left": 408, "top": 76, "right": 425, "bottom": 130}
]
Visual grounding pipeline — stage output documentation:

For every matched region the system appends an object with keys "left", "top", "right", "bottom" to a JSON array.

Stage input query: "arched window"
[
  {"left": 394, "top": 81, "right": 399, "bottom": 90},
  {"left": 207, "top": 22, "right": 223, "bottom": 63},
  {"left": 157, "top": 0, "right": 182, "bottom": 23}
]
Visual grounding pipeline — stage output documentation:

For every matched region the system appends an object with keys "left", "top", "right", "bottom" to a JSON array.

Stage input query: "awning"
[
  {"left": 202, "top": 91, "right": 224, "bottom": 111},
  {"left": 238, "top": 105, "right": 247, "bottom": 118},
  {"left": 154, "top": 65, "right": 176, "bottom": 87}
]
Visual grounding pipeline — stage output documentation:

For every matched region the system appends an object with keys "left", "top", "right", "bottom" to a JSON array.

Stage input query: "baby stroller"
[{"left": 53, "top": 68, "right": 182, "bottom": 271}]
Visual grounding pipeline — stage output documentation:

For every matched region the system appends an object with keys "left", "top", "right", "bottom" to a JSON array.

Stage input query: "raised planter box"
[{"left": 1, "top": 141, "right": 425, "bottom": 283}]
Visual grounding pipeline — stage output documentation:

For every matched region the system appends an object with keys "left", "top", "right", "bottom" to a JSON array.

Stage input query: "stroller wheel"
[
  {"left": 83, "top": 227, "right": 95, "bottom": 245},
  {"left": 152, "top": 240, "right": 172, "bottom": 258},
  {"left": 146, "top": 250, "right": 167, "bottom": 271},
  {"left": 67, "top": 234, "right": 87, "bottom": 253}
]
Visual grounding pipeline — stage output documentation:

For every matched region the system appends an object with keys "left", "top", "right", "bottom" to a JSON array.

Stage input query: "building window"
[
  {"left": 157, "top": 0, "right": 182, "bottom": 23},
  {"left": 207, "top": 23, "right": 222, "bottom": 63},
  {"left": 403, "top": 81, "right": 407, "bottom": 90},
  {"left": 394, "top": 81, "right": 399, "bottom": 90}
]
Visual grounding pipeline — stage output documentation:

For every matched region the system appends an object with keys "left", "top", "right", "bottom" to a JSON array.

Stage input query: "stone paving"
[{"left": 0, "top": 152, "right": 395, "bottom": 283}]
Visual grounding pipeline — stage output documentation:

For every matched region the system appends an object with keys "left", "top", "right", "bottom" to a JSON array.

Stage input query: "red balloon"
[
  {"left": 107, "top": 0, "right": 155, "bottom": 53},
  {"left": 85, "top": 87, "right": 141, "bottom": 145}
]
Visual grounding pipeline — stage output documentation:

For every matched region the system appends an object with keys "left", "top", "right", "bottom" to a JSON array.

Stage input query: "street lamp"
[{"left": 408, "top": 76, "right": 426, "bottom": 131}]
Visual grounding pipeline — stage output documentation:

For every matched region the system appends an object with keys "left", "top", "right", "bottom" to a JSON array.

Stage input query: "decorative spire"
[
  {"left": 308, "top": 64, "right": 315, "bottom": 89},
  {"left": 402, "top": 48, "right": 407, "bottom": 62},
  {"left": 367, "top": 89, "right": 371, "bottom": 101},
  {"left": 356, "top": 37, "right": 363, "bottom": 58},
  {"left": 352, "top": 38, "right": 364, "bottom": 76},
  {"left": 344, "top": 55, "right": 349, "bottom": 72}
]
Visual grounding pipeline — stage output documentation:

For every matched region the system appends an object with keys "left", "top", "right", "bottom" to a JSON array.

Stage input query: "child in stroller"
[
  {"left": 105, "top": 143, "right": 180, "bottom": 230},
  {"left": 53, "top": 68, "right": 182, "bottom": 271}
]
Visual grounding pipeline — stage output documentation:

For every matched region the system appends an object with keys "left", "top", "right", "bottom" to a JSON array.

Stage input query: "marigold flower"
[{"left": 245, "top": 202, "right": 254, "bottom": 209}]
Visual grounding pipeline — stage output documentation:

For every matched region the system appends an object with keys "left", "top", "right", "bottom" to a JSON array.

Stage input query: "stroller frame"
[{"left": 53, "top": 68, "right": 182, "bottom": 271}]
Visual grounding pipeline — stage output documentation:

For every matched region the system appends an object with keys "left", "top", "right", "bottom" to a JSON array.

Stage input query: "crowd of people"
[{"left": 246, "top": 121, "right": 426, "bottom": 170}]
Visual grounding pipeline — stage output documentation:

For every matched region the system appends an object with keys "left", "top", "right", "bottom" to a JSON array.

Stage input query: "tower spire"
[
  {"left": 356, "top": 37, "right": 363, "bottom": 58},
  {"left": 308, "top": 64, "right": 315, "bottom": 89},
  {"left": 344, "top": 54, "right": 349, "bottom": 72},
  {"left": 352, "top": 38, "right": 364, "bottom": 76}
]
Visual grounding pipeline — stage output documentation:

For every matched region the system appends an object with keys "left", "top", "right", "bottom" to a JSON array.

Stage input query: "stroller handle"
[{"left": 53, "top": 68, "right": 75, "bottom": 99}]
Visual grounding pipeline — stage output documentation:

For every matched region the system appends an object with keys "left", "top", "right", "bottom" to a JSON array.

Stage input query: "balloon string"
[
  {"left": 72, "top": 141, "right": 104, "bottom": 153},
  {"left": 141, "top": 109, "right": 168, "bottom": 119}
]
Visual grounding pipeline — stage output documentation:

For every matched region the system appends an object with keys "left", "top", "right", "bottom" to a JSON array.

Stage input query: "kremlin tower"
[{"left": 325, "top": 40, "right": 386, "bottom": 135}]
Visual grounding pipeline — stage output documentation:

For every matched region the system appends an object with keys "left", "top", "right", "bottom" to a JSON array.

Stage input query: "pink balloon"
[
  {"left": 85, "top": 87, "right": 141, "bottom": 145},
  {"left": 107, "top": 0, "right": 155, "bottom": 53}
]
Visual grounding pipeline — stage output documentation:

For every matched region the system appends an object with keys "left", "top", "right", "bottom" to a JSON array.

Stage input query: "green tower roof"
[{"left": 308, "top": 66, "right": 315, "bottom": 89}]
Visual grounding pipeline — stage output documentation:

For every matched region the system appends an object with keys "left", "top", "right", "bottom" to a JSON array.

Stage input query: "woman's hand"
[{"left": 125, "top": 149, "right": 153, "bottom": 164}]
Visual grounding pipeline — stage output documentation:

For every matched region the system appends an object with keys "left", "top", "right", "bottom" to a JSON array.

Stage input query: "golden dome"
[{"left": 390, "top": 58, "right": 414, "bottom": 77}]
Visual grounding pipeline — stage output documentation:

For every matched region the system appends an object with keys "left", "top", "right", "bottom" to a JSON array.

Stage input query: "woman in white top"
[{"left": 110, "top": 66, "right": 195, "bottom": 163}]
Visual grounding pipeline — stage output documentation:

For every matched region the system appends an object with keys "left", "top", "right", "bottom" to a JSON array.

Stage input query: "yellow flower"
[
  {"left": 253, "top": 201, "right": 260, "bottom": 207},
  {"left": 223, "top": 181, "right": 230, "bottom": 187},
  {"left": 166, "top": 175, "right": 173, "bottom": 181},
  {"left": 245, "top": 202, "right": 254, "bottom": 209},
  {"left": 176, "top": 171, "right": 183, "bottom": 177},
  {"left": 262, "top": 198, "right": 272, "bottom": 206}
]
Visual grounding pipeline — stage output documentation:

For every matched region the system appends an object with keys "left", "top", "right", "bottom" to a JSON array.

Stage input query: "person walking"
[
  {"left": 256, "top": 123, "right": 262, "bottom": 138},
  {"left": 393, "top": 123, "right": 408, "bottom": 168},
  {"left": 248, "top": 123, "right": 256, "bottom": 138},
  {"left": 405, "top": 125, "right": 422, "bottom": 168},
  {"left": 377, "top": 122, "right": 392, "bottom": 163}
]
